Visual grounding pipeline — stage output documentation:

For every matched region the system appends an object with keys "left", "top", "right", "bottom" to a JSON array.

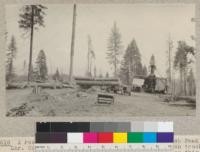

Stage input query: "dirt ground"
[{"left": 6, "top": 88, "right": 195, "bottom": 117}]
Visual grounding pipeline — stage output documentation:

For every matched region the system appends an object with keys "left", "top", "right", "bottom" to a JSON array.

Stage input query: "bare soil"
[{"left": 6, "top": 88, "right": 195, "bottom": 117}]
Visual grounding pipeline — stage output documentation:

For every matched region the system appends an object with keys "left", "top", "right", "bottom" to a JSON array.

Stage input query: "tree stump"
[{"left": 32, "top": 85, "right": 41, "bottom": 94}]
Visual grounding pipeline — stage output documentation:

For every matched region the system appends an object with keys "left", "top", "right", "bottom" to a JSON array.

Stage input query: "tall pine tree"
[
  {"left": 18, "top": 5, "right": 47, "bottom": 82},
  {"left": 107, "top": 22, "right": 123, "bottom": 77},
  {"left": 53, "top": 68, "right": 61, "bottom": 81},
  {"left": 149, "top": 54, "right": 156, "bottom": 75},
  {"left": 119, "top": 39, "right": 142, "bottom": 85},
  {"left": 187, "top": 69, "right": 195, "bottom": 96},
  {"left": 174, "top": 41, "right": 194, "bottom": 95},
  {"left": 6, "top": 35, "right": 17, "bottom": 82},
  {"left": 35, "top": 50, "right": 48, "bottom": 81}
]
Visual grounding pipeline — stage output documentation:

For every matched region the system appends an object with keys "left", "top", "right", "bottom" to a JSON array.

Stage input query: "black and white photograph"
[{"left": 5, "top": 3, "right": 196, "bottom": 117}]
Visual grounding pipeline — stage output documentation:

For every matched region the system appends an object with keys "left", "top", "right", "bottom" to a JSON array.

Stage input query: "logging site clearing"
[
  {"left": 6, "top": 86, "right": 195, "bottom": 117},
  {"left": 5, "top": 4, "right": 196, "bottom": 117}
]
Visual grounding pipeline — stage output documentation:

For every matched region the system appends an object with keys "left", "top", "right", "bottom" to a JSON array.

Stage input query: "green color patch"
[{"left": 128, "top": 132, "right": 143, "bottom": 143}]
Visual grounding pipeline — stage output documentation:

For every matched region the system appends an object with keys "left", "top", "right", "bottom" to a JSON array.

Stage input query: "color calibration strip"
[{"left": 36, "top": 122, "right": 173, "bottom": 144}]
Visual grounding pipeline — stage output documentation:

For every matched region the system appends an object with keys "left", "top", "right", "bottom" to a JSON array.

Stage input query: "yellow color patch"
[{"left": 113, "top": 132, "right": 127, "bottom": 143}]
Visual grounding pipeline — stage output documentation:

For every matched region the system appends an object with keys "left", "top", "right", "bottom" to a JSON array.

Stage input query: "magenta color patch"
[{"left": 83, "top": 132, "right": 98, "bottom": 143}]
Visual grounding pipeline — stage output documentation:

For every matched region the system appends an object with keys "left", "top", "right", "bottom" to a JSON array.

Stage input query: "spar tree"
[
  {"left": 149, "top": 54, "right": 156, "bottom": 75},
  {"left": 35, "top": 50, "right": 48, "bottom": 81},
  {"left": 6, "top": 35, "right": 17, "bottom": 82},
  {"left": 107, "top": 22, "right": 123, "bottom": 77},
  {"left": 87, "top": 35, "right": 95, "bottom": 77},
  {"left": 18, "top": 5, "right": 47, "bottom": 82}
]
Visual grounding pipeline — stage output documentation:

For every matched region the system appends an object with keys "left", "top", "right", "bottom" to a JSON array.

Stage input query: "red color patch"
[{"left": 98, "top": 132, "right": 113, "bottom": 143}]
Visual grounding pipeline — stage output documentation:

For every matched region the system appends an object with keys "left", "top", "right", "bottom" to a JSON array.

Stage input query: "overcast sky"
[{"left": 5, "top": 3, "right": 195, "bottom": 77}]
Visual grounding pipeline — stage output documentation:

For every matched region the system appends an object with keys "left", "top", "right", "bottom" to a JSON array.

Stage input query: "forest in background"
[{"left": 5, "top": 4, "right": 196, "bottom": 97}]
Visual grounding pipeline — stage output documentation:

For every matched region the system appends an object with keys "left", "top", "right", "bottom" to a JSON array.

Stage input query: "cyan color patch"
[{"left": 143, "top": 133, "right": 157, "bottom": 143}]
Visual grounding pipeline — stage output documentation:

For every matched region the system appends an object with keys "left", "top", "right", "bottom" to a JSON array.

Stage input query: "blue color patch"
[{"left": 143, "top": 133, "right": 157, "bottom": 143}]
